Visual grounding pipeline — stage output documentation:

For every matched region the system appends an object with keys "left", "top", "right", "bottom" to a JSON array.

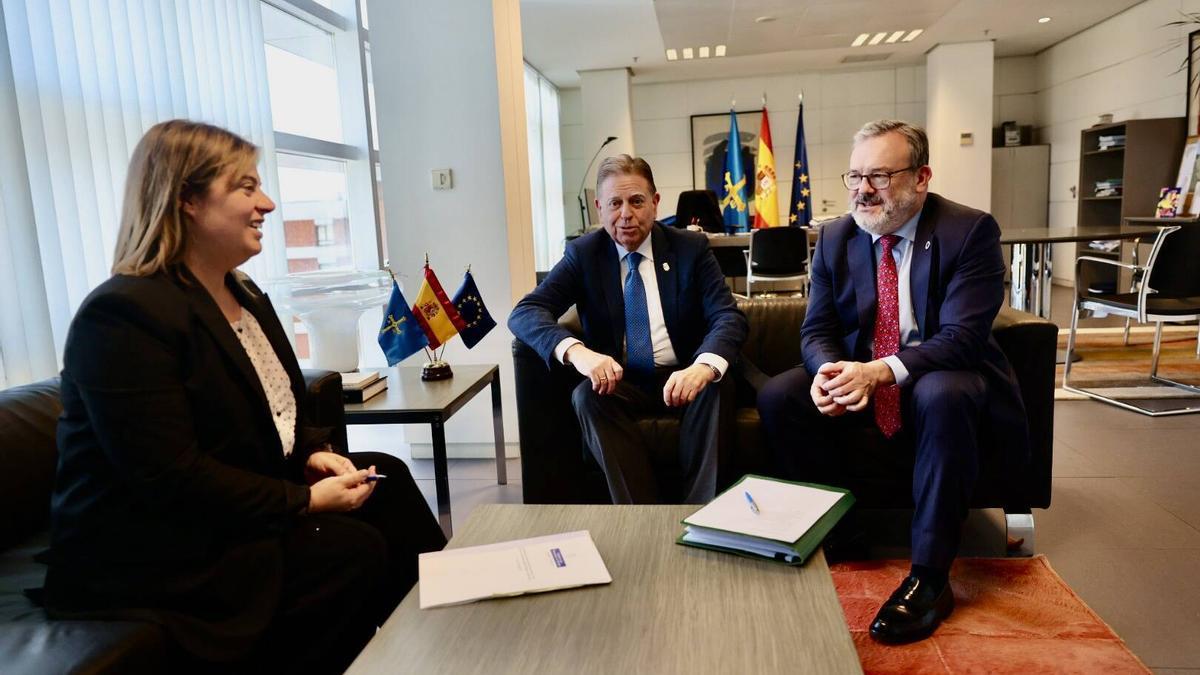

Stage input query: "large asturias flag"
[
  {"left": 450, "top": 270, "right": 496, "bottom": 349},
  {"left": 411, "top": 264, "right": 466, "bottom": 350},
  {"left": 719, "top": 109, "right": 749, "bottom": 233},
  {"left": 788, "top": 101, "right": 813, "bottom": 226},
  {"left": 752, "top": 107, "right": 779, "bottom": 229},
  {"left": 378, "top": 281, "right": 428, "bottom": 366}
]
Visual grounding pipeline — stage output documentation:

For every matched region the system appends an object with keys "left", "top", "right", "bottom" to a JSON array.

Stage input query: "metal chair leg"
[
  {"left": 1123, "top": 318, "right": 1131, "bottom": 346},
  {"left": 1151, "top": 321, "right": 1164, "bottom": 378},
  {"left": 1005, "top": 511, "right": 1035, "bottom": 557},
  {"left": 1063, "top": 298, "right": 1082, "bottom": 387}
]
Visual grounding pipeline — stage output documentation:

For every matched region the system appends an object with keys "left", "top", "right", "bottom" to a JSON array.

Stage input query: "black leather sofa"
[
  {"left": 512, "top": 296, "right": 1055, "bottom": 539},
  {"left": 0, "top": 371, "right": 347, "bottom": 675}
]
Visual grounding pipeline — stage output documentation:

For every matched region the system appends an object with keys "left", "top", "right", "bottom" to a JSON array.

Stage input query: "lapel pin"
[
  {"left": 924, "top": 240, "right": 931, "bottom": 251},
  {"left": 662, "top": 262, "right": 670, "bottom": 271}
]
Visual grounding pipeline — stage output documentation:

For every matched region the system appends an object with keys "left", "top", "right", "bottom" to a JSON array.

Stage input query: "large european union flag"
[
  {"left": 451, "top": 270, "right": 496, "bottom": 349},
  {"left": 378, "top": 281, "right": 428, "bottom": 366},
  {"left": 788, "top": 101, "right": 813, "bottom": 226}
]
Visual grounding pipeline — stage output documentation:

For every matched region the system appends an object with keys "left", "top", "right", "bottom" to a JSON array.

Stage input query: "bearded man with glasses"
[{"left": 756, "top": 120, "right": 1029, "bottom": 645}]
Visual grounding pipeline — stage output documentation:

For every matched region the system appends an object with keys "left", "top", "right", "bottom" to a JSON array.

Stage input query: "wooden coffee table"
[{"left": 347, "top": 504, "right": 862, "bottom": 675}]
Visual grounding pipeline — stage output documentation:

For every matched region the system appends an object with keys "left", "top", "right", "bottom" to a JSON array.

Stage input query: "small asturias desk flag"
[
  {"left": 753, "top": 106, "right": 779, "bottom": 229},
  {"left": 451, "top": 269, "right": 496, "bottom": 349},
  {"left": 411, "top": 264, "right": 466, "bottom": 350},
  {"left": 378, "top": 281, "right": 428, "bottom": 366},
  {"left": 720, "top": 109, "right": 749, "bottom": 233}
]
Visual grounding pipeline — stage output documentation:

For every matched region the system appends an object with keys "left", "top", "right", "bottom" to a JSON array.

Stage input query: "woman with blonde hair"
[{"left": 45, "top": 119, "right": 445, "bottom": 672}]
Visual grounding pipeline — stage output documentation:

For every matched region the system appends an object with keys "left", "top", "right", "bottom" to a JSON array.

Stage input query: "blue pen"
[
  {"left": 365, "top": 473, "right": 387, "bottom": 483},
  {"left": 744, "top": 490, "right": 760, "bottom": 514}
]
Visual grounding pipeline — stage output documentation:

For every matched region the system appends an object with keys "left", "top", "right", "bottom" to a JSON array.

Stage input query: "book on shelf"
[
  {"left": 340, "top": 370, "right": 381, "bottom": 390},
  {"left": 1088, "top": 240, "right": 1120, "bottom": 253},
  {"left": 343, "top": 377, "right": 387, "bottom": 403},
  {"left": 676, "top": 474, "right": 855, "bottom": 566}
]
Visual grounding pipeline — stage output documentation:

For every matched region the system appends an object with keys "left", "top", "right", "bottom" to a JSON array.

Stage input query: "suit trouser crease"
[{"left": 572, "top": 373, "right": 721, "bottom": 504}]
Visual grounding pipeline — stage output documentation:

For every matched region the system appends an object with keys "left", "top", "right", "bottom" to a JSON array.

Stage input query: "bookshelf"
[{"left": 1076, "top": 118, "right": 1185, "bottom": 292}]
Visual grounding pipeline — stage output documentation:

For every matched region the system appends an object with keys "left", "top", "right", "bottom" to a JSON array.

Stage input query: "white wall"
[
  {"left": 1036, "top": 0, "right": 1195, "bottom": 282},
  {"left": 559, "top": 65, "right": 928, "bottom": 238},
  {"left": 995, "top": 56, "right": 1038, "bottom": 128},
  {"left": 927, "top": 41, "right": 995, "bottom": 212},
  {"left": 368, "top": 0, "right": 533, "bottom": 457}
]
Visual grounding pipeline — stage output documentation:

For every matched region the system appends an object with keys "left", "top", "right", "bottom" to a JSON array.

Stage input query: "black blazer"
[
  {"left": 47, "top": 268, "right": 328, "bottom": 657},
  {"left": 508, "top": 224, "right": 748, "bottom": 369},
  {"left": 802, "top": 193, "right": 1030, "bottom": 462}
]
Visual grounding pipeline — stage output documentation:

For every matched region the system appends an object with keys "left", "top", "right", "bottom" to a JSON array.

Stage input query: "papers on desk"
[
  {"left": 418, "top": 530, "right": 612, "bottom": 609},
  {"left": 678, "top": 475, "right": 854, "bottom": 566}
]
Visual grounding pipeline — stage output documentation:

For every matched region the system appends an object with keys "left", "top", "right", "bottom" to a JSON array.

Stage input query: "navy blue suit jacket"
[
  {"left": 508, "top": 224, "right": 747, "bottom": 370},
  {"left": 802, "top": 193, "right": 1029, "bottom": 460}
]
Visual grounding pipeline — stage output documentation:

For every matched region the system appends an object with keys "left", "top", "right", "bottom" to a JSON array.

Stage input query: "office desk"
[
  {"left": 344, "top": 364, "right": 506, "bottom": 537},
  {"left": 347, "top": 505, "right": 862, "bottom": 675},
  {"left": 1001, "top": 225, "right": 1159, "bottom": 318}
]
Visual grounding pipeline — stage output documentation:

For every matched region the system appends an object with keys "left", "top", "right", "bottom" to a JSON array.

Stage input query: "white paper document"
[
  {"left": 418, "top": 530, "right": 612, "bottom": 609},
  {"left": 683, "top": 476, "right": 845, "bottom": 543}
]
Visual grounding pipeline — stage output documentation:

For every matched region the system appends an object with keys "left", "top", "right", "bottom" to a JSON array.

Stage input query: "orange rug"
[{"left": 831, "top": 556, "right": 1150, "bottom": 674}]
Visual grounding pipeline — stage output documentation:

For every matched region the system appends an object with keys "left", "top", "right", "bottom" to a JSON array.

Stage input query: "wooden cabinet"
[{"left": 1076, "top": 118, "right": 1185, "bottom": 291}]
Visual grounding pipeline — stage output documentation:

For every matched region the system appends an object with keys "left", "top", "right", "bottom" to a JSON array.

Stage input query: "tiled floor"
[{"left": 347, "top": 285, "right": 1200, "bottom": 673}]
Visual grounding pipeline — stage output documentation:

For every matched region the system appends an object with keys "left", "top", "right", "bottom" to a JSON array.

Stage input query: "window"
[{"left": 524, "top": 63, "right": 566, "bottom": 271}]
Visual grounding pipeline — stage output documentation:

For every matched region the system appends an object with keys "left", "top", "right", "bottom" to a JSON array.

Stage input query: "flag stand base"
[{"left": 421, "top": 360, "right": 453, "bottom": 381}]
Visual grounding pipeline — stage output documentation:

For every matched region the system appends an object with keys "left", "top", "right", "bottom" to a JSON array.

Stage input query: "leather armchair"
[
  {"left": 512, "top": 296, "right": 1055, "bottom": 539},
  {"left": 0, "top": 370, "right": 345, "bottom": 675}
]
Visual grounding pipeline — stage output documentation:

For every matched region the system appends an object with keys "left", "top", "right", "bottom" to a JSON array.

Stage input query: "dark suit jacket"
[
  {"left": 47, "top": 268, "right": 329, "bottom": 658},
  {"left": 508, "top": 224, "right": 747, "bottom": 370},
  {"left": 801, "top": 193, "right": 1030, "bottom": 460}
]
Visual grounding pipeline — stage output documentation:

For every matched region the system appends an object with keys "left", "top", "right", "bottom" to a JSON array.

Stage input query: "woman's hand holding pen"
[{"left": 308, "top": 464, "right": 377, "bottom": 513}]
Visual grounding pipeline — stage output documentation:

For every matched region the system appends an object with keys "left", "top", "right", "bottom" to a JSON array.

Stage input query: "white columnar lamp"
[{"left": 267, "top": 270, "right": 393, "bottom": 372}]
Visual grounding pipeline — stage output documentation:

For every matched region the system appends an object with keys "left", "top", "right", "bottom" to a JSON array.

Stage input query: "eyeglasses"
[{"left": 841, "top": 166, "right": 916, "bottom": 190}]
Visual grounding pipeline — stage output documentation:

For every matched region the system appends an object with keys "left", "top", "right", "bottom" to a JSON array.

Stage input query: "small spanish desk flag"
[
  {"left": 378, "top": 281, "right": 428, "bottom": 366},
  {"left": 451, "top": 270, "right": 496, "bottom": 349},
  {"left": 412, "top": 264, "right": 466, "bottom": 350}
]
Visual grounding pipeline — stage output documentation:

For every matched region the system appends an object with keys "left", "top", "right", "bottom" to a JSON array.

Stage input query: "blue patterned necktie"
[{"left": 623, "top": 251, "right": 655, "bottom": 378}]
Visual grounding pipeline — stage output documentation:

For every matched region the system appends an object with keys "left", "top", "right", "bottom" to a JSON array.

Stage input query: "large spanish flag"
[
  {"left": 753, "top": 107, "right": 779, "bottom": 228},
  {"left": 411, "top": 264, "right": 467, "bottom": 350}
]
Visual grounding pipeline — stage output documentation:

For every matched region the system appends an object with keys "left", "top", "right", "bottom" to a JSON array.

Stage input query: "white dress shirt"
[
  {"left": 866, "top": 207, "right": 923, "bottom": 386},
  {"left": 553, "top": 236, "right": 729, "bottom": 379}
]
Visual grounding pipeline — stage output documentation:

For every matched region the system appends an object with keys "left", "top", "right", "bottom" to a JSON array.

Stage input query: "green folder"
[{"left": 675, "top": 474, "right": 855, "bottom": 566}]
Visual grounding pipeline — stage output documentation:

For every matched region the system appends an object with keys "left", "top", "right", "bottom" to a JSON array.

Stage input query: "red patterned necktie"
[{"left": 873, "top": 234, "right": 902, "bottom": 438}]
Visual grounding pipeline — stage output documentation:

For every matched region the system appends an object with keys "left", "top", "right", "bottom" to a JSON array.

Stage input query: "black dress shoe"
[{"left": 869, "top": 575, "right": 954, "bottom": 644}]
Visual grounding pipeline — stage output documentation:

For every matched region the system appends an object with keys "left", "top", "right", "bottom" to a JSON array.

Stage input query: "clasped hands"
[
  {"left": 810, "top": 360, "right": 895, "bottom": 417},
  {"left": 304, "top": 446, "right": 377, "bottom": 513},
  {"left": 565, "top": 344, "right": 714, "bottom": 407}
]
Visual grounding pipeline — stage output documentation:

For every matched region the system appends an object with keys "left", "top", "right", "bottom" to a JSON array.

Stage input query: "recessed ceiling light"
[
  {"left": 666, "top": 48, "right": 678, "bottom": 61},
  {"left": 1038, "top": 16, "right": 1051, "bottom": 24},
  {"left": 682, "top": 47, "right": 694, "bottom": 60},
  {"left": 852, "top": 33, "right": 870, "bottom": 47},
  {"left": 715, "top": 44, "right": 726, "bottom": 57},
  {"left": 868, "top": 32, "right": 887, "bottom": 45},
  {"left": 902, "top": 28, "right": 923, "bottom": 42},
  {"left": 885, "top": 30, "right": 905, "bottom": 44},
  {"left": 755, "top": 15, "right": 776, "bottom": 23},
  {"left": 699, "top": 46, "right": 710, "bottom": 58}
]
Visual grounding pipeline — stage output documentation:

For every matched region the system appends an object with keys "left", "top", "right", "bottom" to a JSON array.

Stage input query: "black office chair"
[
  {"left": 741, "top": 227, "right": 810, "bottom": 298},
  {"left": 1064, "top": 224, "right": 1200, "bottom": 415},
  {"left": 674, "top": 190, "right": 724, "bottom": 233}
]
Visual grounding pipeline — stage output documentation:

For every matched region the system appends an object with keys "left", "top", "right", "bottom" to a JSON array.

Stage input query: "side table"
[{"left": 344, "top": 364, "right": 506, "bottom": 536}]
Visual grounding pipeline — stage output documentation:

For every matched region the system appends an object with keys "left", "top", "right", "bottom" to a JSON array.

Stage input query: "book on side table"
[
  {"left": 340, "top": 371, "right": 387, "bottom": 403},
  {"left": 677, "top": 474, "right": 854, "bottom": 565}
]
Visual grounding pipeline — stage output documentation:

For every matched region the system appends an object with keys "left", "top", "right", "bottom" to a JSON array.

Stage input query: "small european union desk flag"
[
  {"left": 451, "top": 270, "right": 496, "bottom": 349},
  {"left": 378, "top": 281, "right": 428, "bottom": 366}
]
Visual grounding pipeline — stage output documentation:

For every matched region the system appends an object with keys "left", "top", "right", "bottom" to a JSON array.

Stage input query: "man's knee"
[
  {"left": 571, "top": 379, "right": 599, "bottom": 413},
  {"left": 757, "top": 367, "right": 813, "bottom": 420},
  {"left": 911, "top": 370, "right": 986, "bottom": 416}
]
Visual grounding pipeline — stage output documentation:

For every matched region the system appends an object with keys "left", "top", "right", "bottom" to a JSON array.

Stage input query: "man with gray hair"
[
  {"left": 757, "top": 120, "right": 1028, "bottom": 644},
  {"left": 510, "top": 155, "right": 747, "bottom": 504}
]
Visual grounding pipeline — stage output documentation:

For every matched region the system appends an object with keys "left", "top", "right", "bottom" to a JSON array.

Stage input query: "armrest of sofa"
[
  {"left": 301, "top": 369, "right": 348, "bottom": 455},
  {"left": 990, "top": 306, "right": 1057, "bottom": 509}
]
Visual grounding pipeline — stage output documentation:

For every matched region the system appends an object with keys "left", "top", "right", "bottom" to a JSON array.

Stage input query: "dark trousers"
[
  {"left": 571, "top": 370, "right": 728, "bottom": 504},
  {"left": 757, "top": 367, "right": 986, "bottom": 571},
  {"left": 246, "top": 453, "right": 446, "bottom": 674}
]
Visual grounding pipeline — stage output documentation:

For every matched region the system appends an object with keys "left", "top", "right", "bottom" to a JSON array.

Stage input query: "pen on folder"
[{"left": 743, "top": 491, "right": 760, "bottom": 514}]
